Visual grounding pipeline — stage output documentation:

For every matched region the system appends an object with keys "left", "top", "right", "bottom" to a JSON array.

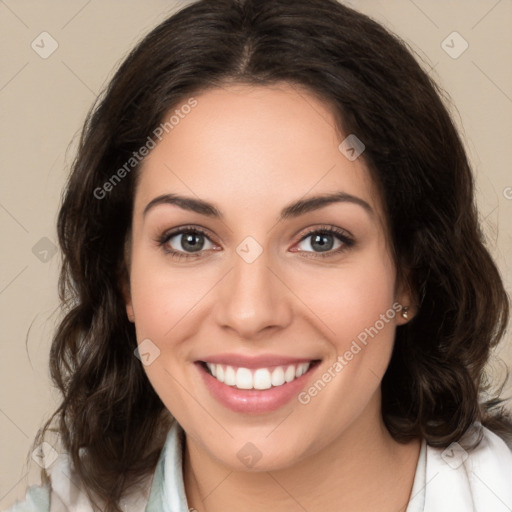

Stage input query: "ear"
[
  {"left": 394, "top": 269, "right": 417, "bottom": 326},
  {"left": 119, "top": 234, "right": 135, "bottom": 323},
  {"left": 121, "top": 275, "right": 135, "bottom": 323}
]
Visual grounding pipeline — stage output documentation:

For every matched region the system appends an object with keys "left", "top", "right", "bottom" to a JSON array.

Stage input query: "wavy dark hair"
[{"left": 29, "top": 0, "right": 511, "bottom": 510}]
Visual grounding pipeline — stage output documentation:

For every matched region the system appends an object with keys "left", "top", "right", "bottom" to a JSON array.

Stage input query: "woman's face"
[{"left": 124, "top": 83, "right": 412, "bottom": 470}]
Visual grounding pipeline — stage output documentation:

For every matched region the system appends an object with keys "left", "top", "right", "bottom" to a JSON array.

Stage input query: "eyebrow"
[{"left": 142, "top": 191, "right": 374, "bottom": 221}]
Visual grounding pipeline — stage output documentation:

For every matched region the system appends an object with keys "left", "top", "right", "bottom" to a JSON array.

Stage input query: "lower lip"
[{"left": 196, "top": 362, "right": 320, "bottom": 414}]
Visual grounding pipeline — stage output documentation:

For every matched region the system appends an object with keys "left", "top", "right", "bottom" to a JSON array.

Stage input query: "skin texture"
[{"left": 123, "top": 83, "right": 421, "bottom": 512}]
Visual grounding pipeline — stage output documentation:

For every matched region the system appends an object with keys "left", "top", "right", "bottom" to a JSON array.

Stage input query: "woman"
[{"left": 5, "top": 0, "right": 512, "bottom": 511}]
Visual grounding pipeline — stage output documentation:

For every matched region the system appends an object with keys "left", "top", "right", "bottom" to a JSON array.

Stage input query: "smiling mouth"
[{"left": 199, "top": 360, "right": 321, "bottom": 390}]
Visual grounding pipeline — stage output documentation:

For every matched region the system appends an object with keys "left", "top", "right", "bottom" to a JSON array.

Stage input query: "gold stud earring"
[{"left": 401, "top": 306, "right": 409, "bottom": 319}]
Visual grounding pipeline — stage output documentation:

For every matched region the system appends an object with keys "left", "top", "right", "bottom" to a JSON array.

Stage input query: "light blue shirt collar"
[{"left": 145, "top": 420, "right": 190, "bottom": 512}]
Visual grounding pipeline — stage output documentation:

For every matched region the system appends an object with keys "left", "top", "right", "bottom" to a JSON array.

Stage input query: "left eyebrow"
[
  {"left": 142, "top": 191, "right": 374, "bottom": 221},
  {"left": 279, "top": 192, "right": 374, "bottom": 220}
]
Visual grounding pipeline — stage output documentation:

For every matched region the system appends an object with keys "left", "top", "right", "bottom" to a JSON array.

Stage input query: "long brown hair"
[{"left": 30, "top": 0, "right": 511, "bottom": 510}]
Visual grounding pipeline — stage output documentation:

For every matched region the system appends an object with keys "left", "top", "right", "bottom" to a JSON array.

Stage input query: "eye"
[
  {"left": 293, "top": 225, "right": 354, "bottom": 258},
  {"left": 157, "top": 226, "right": 217, "bottom": 260}
]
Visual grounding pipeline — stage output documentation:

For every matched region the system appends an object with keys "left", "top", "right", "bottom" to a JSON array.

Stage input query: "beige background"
[{"left": 1, "top": 0, "right": 511, "bottom": 508}]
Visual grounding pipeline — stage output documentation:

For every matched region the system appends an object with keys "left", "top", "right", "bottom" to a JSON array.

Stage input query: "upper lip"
[{"left": 198, "top": 353, "right": 319, "bottom": 369}]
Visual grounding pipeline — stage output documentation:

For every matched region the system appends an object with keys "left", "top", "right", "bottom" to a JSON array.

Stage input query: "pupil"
[
  {"left": 182, "top": 233, "right": 203, "bottom": 252},
  {"left": 312, "top": 233, "right": 333, "bottom": 252}
]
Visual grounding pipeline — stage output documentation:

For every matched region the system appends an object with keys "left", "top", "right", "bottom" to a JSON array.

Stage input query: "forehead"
[{"left": 134, "top": 83, "right": 383, "bottom": 222}]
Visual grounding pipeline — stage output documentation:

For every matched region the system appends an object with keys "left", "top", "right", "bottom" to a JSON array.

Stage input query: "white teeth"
[
  {"left": 284, "top": 365, "right": 296, "bottom": 383},
  {"left": 236, "top": 368, "right": 253, "bottom": 389},
  {"left": 206, "top": 362, "right": 216, "bottom": 377},
  {"left": 205, "top": 362, "right": 312, "bottom": 390},
  {"left": 224, "top": 365, "right": 236, "bottom": 386},
  {"left": 296, "top": 363, "right": 309, "bottom": 378},
  {"left": 253, "top": 369, "right": 272, "bottom": 390},
  {"left": 271, "top": 366, "right": 285, "bottom": 386}
]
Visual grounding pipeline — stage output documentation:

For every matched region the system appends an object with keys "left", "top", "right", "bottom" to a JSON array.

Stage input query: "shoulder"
[
  {"left": 434, "top": 425, "right": 512, "bottom": 475},
  {"left": 2, "top": 485, "right": 50, "bottom": 512},
  {"left": 466, "top": 426, "right": 512, "bottom": 469},
  {"left": 2, "top": 452, "right": 153, "bottom": 512},
  {"left": 423, "top": 425, "right": 512, "bottom": 512}
]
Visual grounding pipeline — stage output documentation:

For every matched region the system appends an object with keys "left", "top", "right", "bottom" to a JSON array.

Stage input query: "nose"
[{"left": 213, "top": 246, "right": 293, "bottom": 339}]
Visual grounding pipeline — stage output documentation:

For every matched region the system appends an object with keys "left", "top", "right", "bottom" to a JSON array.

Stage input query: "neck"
[{"left": 183, "top": 391, "right": 420, "bottom": 512}]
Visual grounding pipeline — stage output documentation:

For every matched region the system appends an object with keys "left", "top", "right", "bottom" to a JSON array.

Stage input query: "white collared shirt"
[{"left": 4, "top": 422, "right": 512, "bottom": 512}]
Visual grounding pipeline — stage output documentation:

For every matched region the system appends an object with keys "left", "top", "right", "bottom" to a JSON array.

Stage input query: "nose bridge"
[{"left": 214, "top": 240, "right": 291, "bottom": 337}]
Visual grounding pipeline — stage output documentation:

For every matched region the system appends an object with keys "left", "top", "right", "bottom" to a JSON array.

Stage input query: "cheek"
[
  {"left": 128, "top": 251, "right": 210, "bottom": 412},
  {"left": 293, "top": 253, "right": 398, "bottom": 424},
  {"left": 129, "top": 250, "right": 217, "bottom": 342},
  {"left": 295, "top": 243, "right": 397, "bottom": 344}
]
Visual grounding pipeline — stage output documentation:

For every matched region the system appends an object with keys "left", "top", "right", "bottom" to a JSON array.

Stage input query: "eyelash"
[{"left": 156, "top": 224, "right": 355, "bottom": 262}]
